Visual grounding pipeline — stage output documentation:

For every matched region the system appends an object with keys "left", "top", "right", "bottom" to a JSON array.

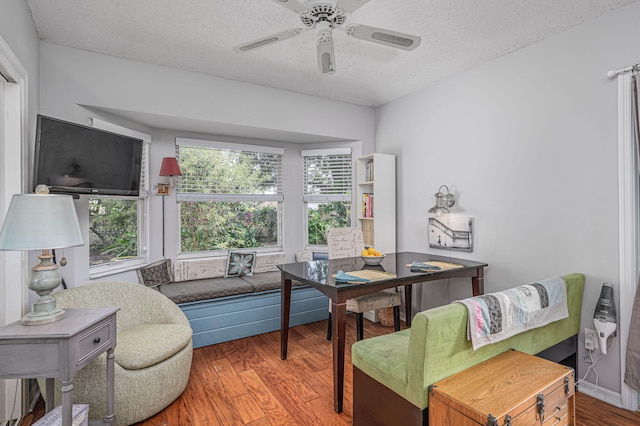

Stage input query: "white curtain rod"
[{"left": 607, "top": 63, "right": 640, "bottom": 78}]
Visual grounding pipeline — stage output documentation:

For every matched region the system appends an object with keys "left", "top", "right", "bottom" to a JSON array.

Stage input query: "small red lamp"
[
  {"left": 158, "top": 157, "right": 182, "bottom": 195},
  {"left": 158, "top": 157, "right": 182, "bottom": 257}
]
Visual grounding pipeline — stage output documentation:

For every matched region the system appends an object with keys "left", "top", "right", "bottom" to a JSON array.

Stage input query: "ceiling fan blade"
[
  {"left": 316, "top": 35, "right": 336, "bottom": 75},
  {"left": 270, "top": 0, "right": 308, "bottom": 14},
  {"left": 233, "top": 29, "right": 303, "bottom": 53},
  {"left": 338, "top": 0, "right": 371, "bottom": 13},
  {"left": 347, "top": 24, "right": 421, "bottom": 51}
]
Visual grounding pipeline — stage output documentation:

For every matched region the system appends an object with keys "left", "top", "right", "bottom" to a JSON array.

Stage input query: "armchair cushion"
[{"left": 116, "top": 324, "right": 193, "bottom": 369}]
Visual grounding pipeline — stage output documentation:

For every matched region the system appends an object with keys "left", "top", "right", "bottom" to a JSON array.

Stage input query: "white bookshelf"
[{"left": 356, "top": 153, "right": 396, "bottom": 254}]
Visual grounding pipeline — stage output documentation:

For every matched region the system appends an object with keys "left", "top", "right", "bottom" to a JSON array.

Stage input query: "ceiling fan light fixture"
[{"left": 317, "top": 36, "right": 336, "bottom": 74}]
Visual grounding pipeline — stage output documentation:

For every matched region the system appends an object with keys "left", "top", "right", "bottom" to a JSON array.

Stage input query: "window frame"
[
  {"left": 88, "top": 119, "right": 150, "bottom": 278},
  {"left": 176, "top": 138, "right": 284, "bottom": 257},
  {"left": 301, "top": 147, "right": 353, "bottom": 250}
]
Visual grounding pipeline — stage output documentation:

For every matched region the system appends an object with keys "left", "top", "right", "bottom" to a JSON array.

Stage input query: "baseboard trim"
[{"left": 577, "top": 386, "right": 623, "bottom": 408}]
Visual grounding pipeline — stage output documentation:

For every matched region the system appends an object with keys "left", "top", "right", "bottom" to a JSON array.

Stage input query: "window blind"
[
  {"left": 302, "top": 149, "right": 352, "bottom": 202},
  {"left": 176, "top": 143, "right": 283, "bottom": 202}
]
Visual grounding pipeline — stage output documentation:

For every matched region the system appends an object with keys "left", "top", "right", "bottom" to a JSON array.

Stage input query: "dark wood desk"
[{"left": 278, "top": 252, "right": 487, "bottom": 414}]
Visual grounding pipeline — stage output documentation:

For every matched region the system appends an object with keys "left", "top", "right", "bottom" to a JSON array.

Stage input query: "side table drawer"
[{"left": 76, "top": 319, "right": 114, "bottom": 365}]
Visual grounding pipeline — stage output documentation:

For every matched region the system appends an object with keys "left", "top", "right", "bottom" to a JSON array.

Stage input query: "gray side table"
[{"left": 0, "top": 308, "right": 118, "bottom": 426}]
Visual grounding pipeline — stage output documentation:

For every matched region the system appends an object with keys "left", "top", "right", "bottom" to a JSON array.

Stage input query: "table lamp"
[{"left": 0, "top": 185, "right": 84, "bottom": 325}]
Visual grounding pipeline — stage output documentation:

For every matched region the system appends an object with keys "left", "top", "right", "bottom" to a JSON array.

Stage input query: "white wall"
[
  {"left": 38, "top": 43, "right": 375, "bottom": 285},
  {"left": 376, "top": 1, "right": 640, "bottom": 399}
]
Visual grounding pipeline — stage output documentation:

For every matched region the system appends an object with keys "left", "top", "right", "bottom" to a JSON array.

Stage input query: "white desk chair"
[{"left": 326, "top": 228, "right": 401, "bottom": 340}]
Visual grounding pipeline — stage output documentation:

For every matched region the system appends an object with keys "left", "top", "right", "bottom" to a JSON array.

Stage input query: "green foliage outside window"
[
  {"left": 178, "top": 145, "right": 281, "bottom": 253},
  {"left": 89, "top": 197, "right": 138, "bottom": 266},
  {"left": 180, "top": 201, "right": 277, "bottom": 252},
  {"left": 307, "top": 202, "right": 351, "bottom": 245}
]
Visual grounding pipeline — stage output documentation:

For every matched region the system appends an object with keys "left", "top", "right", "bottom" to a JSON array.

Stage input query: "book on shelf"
[
  {"left": 364, "top": 161, "right": 374, "bottom": 182},
  {"left": 362, "top": 193, "right": 374, "bottom": 218}
]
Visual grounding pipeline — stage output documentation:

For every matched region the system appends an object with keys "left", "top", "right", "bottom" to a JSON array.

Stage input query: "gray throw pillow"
[{"left": 136, "top": 259, "right": 173, "bottom": 288}]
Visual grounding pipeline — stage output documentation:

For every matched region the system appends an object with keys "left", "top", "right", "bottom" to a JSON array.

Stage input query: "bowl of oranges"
[{"left": 361, "top": 247, "right": 385, "bottom": 265}]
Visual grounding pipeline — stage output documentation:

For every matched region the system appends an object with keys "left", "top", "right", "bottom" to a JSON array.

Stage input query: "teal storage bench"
[
  {"left": 158, "top": 271, "right": 328, "bottom": 348},
  {"left": 351, "top": 273, "right": 585, "bottom": 426}
]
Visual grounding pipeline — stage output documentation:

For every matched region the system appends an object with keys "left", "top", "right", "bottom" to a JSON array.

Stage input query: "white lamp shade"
[{"left": 0, "top": 194, "right": 84, "bottom": 251}]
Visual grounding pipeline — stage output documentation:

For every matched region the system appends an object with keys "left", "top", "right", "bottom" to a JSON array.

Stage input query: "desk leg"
[
  {"left": 472, "top": 267, "right": 485, "bottom": 296},
  {"left": 60, "top": 376, "right": 74, "bottom": 426},
  {"left": 105, "top": 346, "right": 116, "bottom": 424},
  {"left": 44, "top": 378, "right": 54, "bottom": 413},
  {"left": 280, "top": 274, "right": 292, "bottom": 360},
  {"left": 404, "top": 285, "right": 413, "bottom": 326},
  {"left": 331, "top": 300, "right": 347, "bottom": 413}
]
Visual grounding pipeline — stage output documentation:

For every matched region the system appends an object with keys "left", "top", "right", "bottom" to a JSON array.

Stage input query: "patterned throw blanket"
[{"left": 455, "top": 277, "right": 568, "bottom": 351}]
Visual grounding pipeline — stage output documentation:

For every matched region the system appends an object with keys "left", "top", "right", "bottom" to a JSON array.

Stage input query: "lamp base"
[
  {"left": 22, "top": 307, "right": 65, "bottom": 325},
  {"left": 22, "top": 250, "right": 66, "bottom": 325}
]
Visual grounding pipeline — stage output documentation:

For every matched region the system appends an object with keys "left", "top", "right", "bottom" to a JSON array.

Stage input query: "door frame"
[
  {"left": 617, "top": 72, "right": 639, "bottom": 411},
  {"left": 0, "top": 33, "right": 29, "bottom": 421}
]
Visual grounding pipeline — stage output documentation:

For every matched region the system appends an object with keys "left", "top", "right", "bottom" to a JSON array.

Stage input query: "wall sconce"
[
  {"left": 159, "top": 157, "right": 182, "bottom": 258},
  {"left": 427, "top": 185, "right": 455, "bottom": 215},
  {"left": 159, "top": 157, "right": 182, "bottom": 195}
]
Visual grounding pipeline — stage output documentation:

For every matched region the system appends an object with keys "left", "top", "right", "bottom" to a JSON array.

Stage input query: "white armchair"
[{"left": 39, "top": 281, "right": 193, "bottom": 426}]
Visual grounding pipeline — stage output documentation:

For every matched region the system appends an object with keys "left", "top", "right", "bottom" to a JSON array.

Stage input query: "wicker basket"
[{"left": 379, "top": 306, "right": 394, "bottom": 327}]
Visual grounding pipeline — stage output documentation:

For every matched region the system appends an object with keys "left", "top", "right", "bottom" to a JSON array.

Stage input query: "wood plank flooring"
[{"left": 20, "top": 317, "right": 640, "bottom": 425}]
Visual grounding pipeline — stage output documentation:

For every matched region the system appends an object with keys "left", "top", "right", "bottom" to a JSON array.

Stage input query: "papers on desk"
[
  {"left": 333, "top": 269, "right": 397, "bottom": 283},
  {"left": 407, "top": 261, "right": 464, "bottom": 272}
]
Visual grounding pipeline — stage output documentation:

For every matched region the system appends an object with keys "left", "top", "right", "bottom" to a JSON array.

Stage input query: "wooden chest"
[{"left": 429, "top": 349, "right": 575, "bottom": 426}]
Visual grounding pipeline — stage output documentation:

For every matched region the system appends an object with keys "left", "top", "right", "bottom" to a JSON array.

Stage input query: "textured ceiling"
[{"left": 26, "top": 0, "right": 636, "bottom": 107}]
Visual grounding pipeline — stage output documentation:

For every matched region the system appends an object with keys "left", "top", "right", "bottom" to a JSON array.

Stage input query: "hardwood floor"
[{"left": 21, "top": 317, "right": 640, "bottom": 425}]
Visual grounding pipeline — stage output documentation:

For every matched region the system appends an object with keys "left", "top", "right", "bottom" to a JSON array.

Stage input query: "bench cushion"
[
  {"left": 158, "top": 276, "right": 254, "bottom": 304},
  {"left": 240, "top": 271, "right": 282, "bottom": 292},
  {"left": 115, "top": 323, "right": 192, "bottom": 369}
]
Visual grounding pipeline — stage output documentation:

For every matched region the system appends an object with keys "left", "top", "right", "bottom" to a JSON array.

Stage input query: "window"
[
  {"left": 89, "top": 197, "right": 141, "bottom": 265},
  {"left": 302, "top": 148, "right": 352, "bottom": 247},
  {"left": 176, "top": 138, "right": 284, "bottom": 254},
  {"left": 89, "top": 119, "right": 149, "bottom": 276}
]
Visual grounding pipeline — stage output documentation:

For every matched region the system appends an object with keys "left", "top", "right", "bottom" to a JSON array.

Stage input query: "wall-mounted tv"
[{"left": 33, "top": 115, "right": 143, "bottom": 196}]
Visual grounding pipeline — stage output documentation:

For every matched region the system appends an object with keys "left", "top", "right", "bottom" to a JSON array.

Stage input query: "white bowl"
[{"left": 361, "top": 255, "right": 385, "bottom": 265}]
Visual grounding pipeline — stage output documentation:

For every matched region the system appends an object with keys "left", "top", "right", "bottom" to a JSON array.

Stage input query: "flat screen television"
[{"left": 33, "top": 115, "right": 143, "bottom": 196}]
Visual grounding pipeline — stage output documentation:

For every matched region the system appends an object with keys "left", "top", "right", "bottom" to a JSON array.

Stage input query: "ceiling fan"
[{"left": 233, "top": 0, "right": 422, "bottom": 75}]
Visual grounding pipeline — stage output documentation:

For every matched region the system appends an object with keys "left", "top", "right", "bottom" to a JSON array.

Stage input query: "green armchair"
[{"left": 38, "top": 281, "right": 193, "bottom": 426}]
